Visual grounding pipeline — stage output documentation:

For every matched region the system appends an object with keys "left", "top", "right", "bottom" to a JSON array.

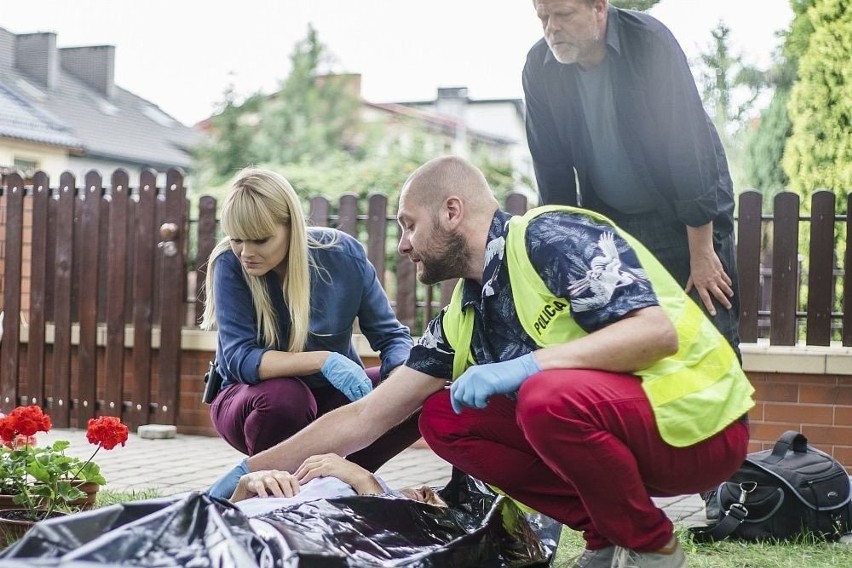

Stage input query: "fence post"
[
  {"left": 130, "top": 170, "right": 158, "bottom": 429},
  {"left": 27, "top": 172, "right": 51, "bottom": 408},
  {"left": 77, "top": 172, "right": 103, "bottom": 423},
  {"left": 736, "top": 191, "right": 763, "bottom": 343},
  {"left": 844, "top": 194, "right": 852, "bottom": 346},
  {"left": 195, "top": 195, "right": 218, "bottom": 326},
  {"left": 505, "top": 192, "right": 528, "bottom": 215},
  {"left": 337, "top": 193, "right": 358, "bottom": 236},
  {"left": 770, "top": 192, "right": 800, "bottom": 346},
  {"left": 308, "top": 196, "right": 330, "bottom": 227},
  {"left": 52, "top": 173, "right": 76, "bottom": 426},
  {"left": 104, "top": 170, "right": 130, "bottom": 417},
  {"left": 366, "top": 194, "right": 388, "bottom": 288},
  {"left": 806, "top": 190, "right": 836, "bottom": 346},
  {"left": 0, "top": 173, "right": 25, "bottom": 409},
  {"left": 395, "top": 221, "right": 417, "bottom": 332},
  {"left": 156, "top": 169, "right": 186, "bottom": 425}
]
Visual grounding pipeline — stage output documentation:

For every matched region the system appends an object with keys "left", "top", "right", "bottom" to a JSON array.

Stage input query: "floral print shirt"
[{"left": 405, "top": 210, "right": 659, "bottom": 380}]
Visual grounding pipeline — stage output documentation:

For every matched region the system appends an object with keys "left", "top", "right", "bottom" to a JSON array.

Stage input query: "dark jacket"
[{"left": 523, "top": 7, "right": 735, "bottom": 233}]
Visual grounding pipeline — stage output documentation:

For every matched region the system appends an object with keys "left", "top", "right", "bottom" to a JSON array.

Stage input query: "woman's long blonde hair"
[{"left": 200, "top": 167, "right": 311, "bottom": 352}]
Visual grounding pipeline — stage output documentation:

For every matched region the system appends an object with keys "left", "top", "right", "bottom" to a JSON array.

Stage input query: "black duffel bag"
[{"left": 692, "top": 430, "right": 851, "bottom": 542}]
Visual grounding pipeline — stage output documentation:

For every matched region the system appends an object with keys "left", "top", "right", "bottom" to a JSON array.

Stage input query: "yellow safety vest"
[{"left": 442, "top": 205, "right": 754, "bottom": 447}]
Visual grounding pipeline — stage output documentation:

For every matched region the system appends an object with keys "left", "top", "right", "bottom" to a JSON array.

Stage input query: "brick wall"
[
  {"left": 176, "top": 344, "right": 852, "bottom": 475},
  {"left": 745, "top": 371, "right": 852, "bottom": 472},
  {"left": 178, "top": 344, "right": 852, "bottom": 473},
  {"left": 13, "top": 335, "right": 852, "bottom": 473}
]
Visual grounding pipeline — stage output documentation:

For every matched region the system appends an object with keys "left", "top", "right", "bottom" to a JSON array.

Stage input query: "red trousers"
[{"left": 419, "top": 369, "right": 749, "bottom": 551}]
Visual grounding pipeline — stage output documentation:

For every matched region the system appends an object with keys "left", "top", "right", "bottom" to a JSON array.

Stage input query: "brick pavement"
[{"left": 39, "top": 427, "right": 708, "bottom": 526}]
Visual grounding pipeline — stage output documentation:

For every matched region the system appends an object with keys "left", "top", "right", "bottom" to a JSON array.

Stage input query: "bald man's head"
[
  {"left": 400, "top": 156, "right": 499, "bottom": 217},
  {"left": 397, "top": 156, "right": 500, "bottom": 283}
]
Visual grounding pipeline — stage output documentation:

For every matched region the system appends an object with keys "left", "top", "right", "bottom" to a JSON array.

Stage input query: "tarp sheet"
[{"left": 0, "top": 471, "right": 560, "bottom": 567}]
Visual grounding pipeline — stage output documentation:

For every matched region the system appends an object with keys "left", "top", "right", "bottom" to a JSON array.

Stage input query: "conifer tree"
[{"left": 783, "top": 0, "right": 852, "bottom": 202}]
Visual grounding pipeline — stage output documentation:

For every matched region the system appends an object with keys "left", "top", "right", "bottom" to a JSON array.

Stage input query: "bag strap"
[
  {"left": 764, "top": 431, "right": 808, "bottom": 464},
  {"left": 691, "top": 504, "right": 748, "bottom": 542},
  {"left": 690, "top": 482, "right": 757, "bottom": 543}
]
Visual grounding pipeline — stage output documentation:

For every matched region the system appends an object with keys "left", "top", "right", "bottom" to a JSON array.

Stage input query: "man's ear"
[{"left": 444, "top": 196, "right": 463, "bottom": 228}]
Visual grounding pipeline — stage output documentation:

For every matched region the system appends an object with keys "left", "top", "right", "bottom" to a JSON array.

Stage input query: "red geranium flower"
[
  {"left": 86, "top": 416, "right": 129, "bottom": 451},
  {"left": 1, "top": 406, "right": 127, "bottom": 521},
  {"left": 0, "top": 419, "right": 16, "bottom": 444},
  {"left": 0, "top": 405, "right": 51, "bottom": 440}
]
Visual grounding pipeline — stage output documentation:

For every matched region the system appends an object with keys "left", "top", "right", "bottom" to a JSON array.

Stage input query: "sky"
[{"left": 0, "top": 0, "right": 794, "bottom": 127}]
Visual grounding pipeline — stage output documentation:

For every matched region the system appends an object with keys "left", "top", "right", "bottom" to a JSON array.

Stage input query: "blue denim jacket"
[{"left": 213, "top": 228, "right": 412, "bottom": 389}]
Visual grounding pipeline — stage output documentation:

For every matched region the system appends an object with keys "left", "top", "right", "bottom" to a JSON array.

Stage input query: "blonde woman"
[{"left": 201, "top": 167, "right": 418, "bottom": 471}]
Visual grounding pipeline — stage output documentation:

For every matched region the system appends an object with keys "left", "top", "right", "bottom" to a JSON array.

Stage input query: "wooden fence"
[
  {"left": 0, "top": 168, "right": 850, "bottom": 430},
  {"left": 198, "top": 188, "right": 852, "bottom": 346},
  {"left": 0, "top": 170, "right": 186, "bottom": 430}
]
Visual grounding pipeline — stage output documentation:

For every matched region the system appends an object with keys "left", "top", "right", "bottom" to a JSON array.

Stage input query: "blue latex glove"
[
  {"left": 208, "top": 458, "right": 250, "bottom": 499},
  {"left": 321, "top": 352, "right": 373, "bottom": 401},
  {"left": 450, "top": 353, "right": 541, "bottom": 414}
]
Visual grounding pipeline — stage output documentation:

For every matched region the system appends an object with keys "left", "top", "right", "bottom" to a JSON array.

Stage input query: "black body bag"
[
  {"left": 0, "top": 470, "right": 562, "bottom": 567},
  {"left": 691, "top": 430, "right": 851, "bottom": 542}
]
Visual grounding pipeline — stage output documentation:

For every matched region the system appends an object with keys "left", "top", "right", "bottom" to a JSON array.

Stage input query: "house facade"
[
  {"left": 197, "top": 74, "right": 535, "bottom": 198},
  {"left": 0, "top": 28, "right": 200, "bottom": 184},
  {"left": 395, "top": 86, "right": 535, "bottom": 200}
]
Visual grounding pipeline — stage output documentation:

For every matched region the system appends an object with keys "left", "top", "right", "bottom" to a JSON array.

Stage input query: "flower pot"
[
  {"left": 0, "top": 492, "right": 18, "bottom": 511},
  {"left": 67, "top": 480, "right": 100, "bottom": 510},
  {"left": 0, "top": 481, "right": 99, "bottom": 513},
  {"left": 0, "top": 508, "right": 66, "bottom": 549}
]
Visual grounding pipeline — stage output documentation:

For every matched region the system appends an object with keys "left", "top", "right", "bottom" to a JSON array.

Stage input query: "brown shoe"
[
  {"left": 610, "top": 536, "right": 686, "bottom": 567},
  {"left": 569, "top": 546, "right": 615, "bottom": 567}
]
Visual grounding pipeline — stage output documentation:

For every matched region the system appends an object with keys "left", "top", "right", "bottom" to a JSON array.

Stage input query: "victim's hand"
[
  {"left": 231, "top": 470, "right": 300, "bottom": 501},
  {"left": 294, "top": 453, "right": 383, "bottom": 495}
]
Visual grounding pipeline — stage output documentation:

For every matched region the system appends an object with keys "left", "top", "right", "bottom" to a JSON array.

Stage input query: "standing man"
[
  {"left": 210, "top": 157, "right": 754, "bottom": 568},
  {"left": 523, "top": 0, "right": 740, "bottom": 352}
]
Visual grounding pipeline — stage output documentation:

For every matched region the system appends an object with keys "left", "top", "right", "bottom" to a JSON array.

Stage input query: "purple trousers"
[{"left": 210, "top": 367, "right": 422, "bottom": 472}]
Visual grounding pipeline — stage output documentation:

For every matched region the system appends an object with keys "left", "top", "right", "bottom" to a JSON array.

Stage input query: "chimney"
[
  {"left": 436, "top": 86, "right": 469, "bottom": 158},
  {"left": 0, "top": 28, "right": 15, "bottom": 69},
  {"left": 436, "top": 86, "right": 469, "bottom": 120},
  {"left": 60, "top": 45, "right": 116, "bottom": 98},
  {"left": 15, "top": 32, "right": 59, "bottom": 89}
]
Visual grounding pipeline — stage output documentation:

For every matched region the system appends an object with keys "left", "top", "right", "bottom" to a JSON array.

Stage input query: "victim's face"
[
  {"left": 229, "top": 223, "right": 290, "bottom": 277},
  {"left": 535, "top": 0, "right": 605, "bottom": 66},
  {"left": 398, "top": 485, "right": 447, "bottom": 507},
  {"left": 397, "top": 198, "right": 470, "bottom": 286}
]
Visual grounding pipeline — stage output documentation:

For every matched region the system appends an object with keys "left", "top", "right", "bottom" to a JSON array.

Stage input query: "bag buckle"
[
  {"left": 725, "top": 481, "right": 757, "bottom": 520},
  {"left": 738, "top": 481, "right": 757, "bottom": 504},
  {"left": 727, "top": 502, "right": 748, "bottom": 520}
]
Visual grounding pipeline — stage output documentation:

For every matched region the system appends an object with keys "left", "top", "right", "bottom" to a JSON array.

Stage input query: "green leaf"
[
  {"left": 50, "top": 440, "right": 71, "bottom": 452},
  {"left": 78, "top": 462, "right": 106, "bottom": 486}
]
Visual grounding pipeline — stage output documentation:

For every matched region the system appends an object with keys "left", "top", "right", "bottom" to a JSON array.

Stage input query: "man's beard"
[
  {"left": 418, "top": 226, "right": 471, "bottom": 285},
  {"left": 547, "top": 28, "right": 601, "bottom": 66},
  {"left": 547, "top": 40, "right": 580, "bottom": 64}
]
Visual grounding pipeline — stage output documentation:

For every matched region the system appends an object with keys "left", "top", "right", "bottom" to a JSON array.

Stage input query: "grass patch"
[
  {"left": 552, "top": 526, "right": 852, "bottom": 567},
  {"left": 95, "top": 488, "right": 162, "bottom": 507},
  {"left": 1, "top": 489, "right": 164, "bottom": 550}
]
